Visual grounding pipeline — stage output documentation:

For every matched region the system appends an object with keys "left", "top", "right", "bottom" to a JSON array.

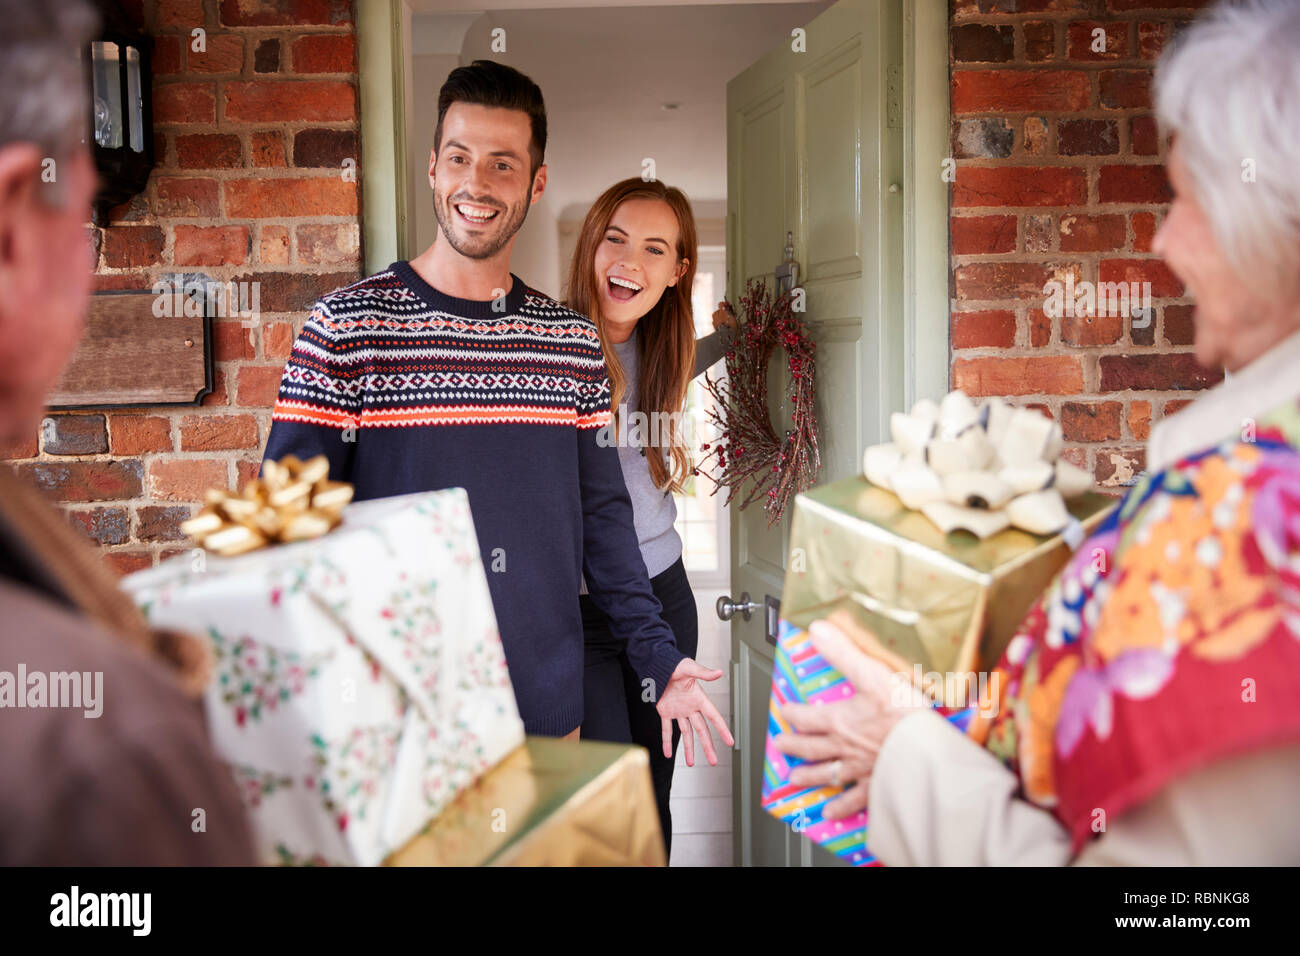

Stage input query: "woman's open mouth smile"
[{"left": 607, "top": 275, "right": 643, "bottom": 303}]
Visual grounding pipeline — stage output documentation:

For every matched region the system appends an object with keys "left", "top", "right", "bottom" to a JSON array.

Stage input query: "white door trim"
[{"left": 905, "top": 0, "right": 951, "bottom": 407}]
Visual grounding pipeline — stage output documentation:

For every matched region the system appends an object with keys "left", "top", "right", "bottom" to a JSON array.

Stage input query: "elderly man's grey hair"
[
  {"left": 0, "top": 0, "right": 99, "bottom": 164},
  {"left": 1155, "top": 0, "right": 1300, "bottom": 303}
]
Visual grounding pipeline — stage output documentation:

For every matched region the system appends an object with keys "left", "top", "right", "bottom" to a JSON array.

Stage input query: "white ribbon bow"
[{"left": 863, "top": 390, "right": 1094, "bottom": 539}]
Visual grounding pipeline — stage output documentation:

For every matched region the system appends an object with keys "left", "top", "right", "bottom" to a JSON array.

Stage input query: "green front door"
[{"left": 725, "top": 0, "right": 912, "bottom": 868}]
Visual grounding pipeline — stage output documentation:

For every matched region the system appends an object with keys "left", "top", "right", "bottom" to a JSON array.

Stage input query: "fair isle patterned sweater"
[{"left": 262, "top": 260, "right": 684, "bottom": 735}]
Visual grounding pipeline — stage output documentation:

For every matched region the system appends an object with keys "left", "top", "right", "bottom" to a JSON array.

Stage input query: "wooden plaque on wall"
[{"left": 47, "top": 289, "right": 213, "bottom": 409}]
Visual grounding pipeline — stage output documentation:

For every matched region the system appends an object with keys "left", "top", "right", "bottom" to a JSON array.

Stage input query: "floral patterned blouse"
[{"left": 968, "top": 398, "right": 1300, "bottom": 851}]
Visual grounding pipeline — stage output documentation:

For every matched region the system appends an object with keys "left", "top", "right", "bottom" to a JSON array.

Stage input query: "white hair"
[{"left": 1154, "top": 0, "right": 1300, "bottom": 302}]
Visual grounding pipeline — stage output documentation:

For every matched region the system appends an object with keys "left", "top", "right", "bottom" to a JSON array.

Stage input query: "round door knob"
[{"left": 716, "top": 592, "right": 760, "bottom": 622}]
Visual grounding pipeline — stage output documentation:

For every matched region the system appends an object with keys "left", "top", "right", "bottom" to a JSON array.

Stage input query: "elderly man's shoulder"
[{"left": 0, "top": 579, "right": 255, "bottom": 865}]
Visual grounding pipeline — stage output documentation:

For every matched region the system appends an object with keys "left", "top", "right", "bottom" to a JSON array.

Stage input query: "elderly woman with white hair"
[{"left": 771, "top": 0, "right": 1300, "bottom": 865}]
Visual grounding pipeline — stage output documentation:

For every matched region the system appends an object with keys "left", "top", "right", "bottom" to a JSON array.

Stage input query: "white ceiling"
[{"left": 413, "top": 2, "right": 832, "bottom": 220}]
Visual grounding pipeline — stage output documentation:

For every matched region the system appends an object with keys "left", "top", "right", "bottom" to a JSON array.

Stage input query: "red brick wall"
[
  {"left": 0, "top": 0, "right": 360, "bottom": 574},
  {"left": 948, "top": 0, "right": 1216, "bottom": 488}
]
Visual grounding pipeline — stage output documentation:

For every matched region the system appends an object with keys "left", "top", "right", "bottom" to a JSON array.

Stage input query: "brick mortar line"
[
  {"left": 951, "top": 15, "right": 1197, "bottom": 24},
  {"left": 102, "top": 224, "right": 358, "bottom": 233},
  {"left": 951, "top": 60, "right": 1169, "bottom": 68},
  {"left": 951, "top": 345, "right": 1198, "bottom": 359},
  {"left": 158, "top": 122, "right": 358, "bottom": 128},
  {"left": 950, "top": 348, "right": 1197, "bottom": 360},
  {"left": 951, "top": 249, "right": 1157, "bottom": 257},
  {"left": 152, "top": 28, "right": 355, "bottom": 36},
  {"left": 151, "top": 167, "right": 360, "bottom": 179},
  {"left": 951, "top": 209, "right": 1164, "bottom": 217},
  {"left": 950, "top": 116, "right": 1160, "bottom": 124},
  {"left": 148, "top": 171, "right": 361, "bottom": 182},
  {"left": 934, "top": 387, "right": 1205, "bottom": 408},
  {"left": 154, "top": 73, "right": 359, "bottom": 83},
  {"left": 949, "top": 155, "right": 1164, "bottom": 163},
  {"left": 951, "top": 59, "right": 1165, "bottom": 67}
]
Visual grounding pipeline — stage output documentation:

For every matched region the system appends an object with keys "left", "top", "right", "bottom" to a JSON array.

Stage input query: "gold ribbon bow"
[{"left": 180, "top": 455, "right": 355, "bottom": 556}]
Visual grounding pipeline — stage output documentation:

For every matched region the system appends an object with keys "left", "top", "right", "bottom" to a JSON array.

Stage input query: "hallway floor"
[{"left": 666, "top": 584, "right": 734, "bottom": 867}]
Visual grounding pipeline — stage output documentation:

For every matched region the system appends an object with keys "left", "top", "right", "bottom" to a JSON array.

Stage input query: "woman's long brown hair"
[{"left": 565, "top": 178, "right": 698, "bottom": 492}]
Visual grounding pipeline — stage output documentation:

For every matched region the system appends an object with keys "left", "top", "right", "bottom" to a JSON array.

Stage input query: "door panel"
[
  {"left": 737, "top": 90, "right": 788, "bottom": 290},
  {"left": 738, "top": 643, "right": 800, "bottom": 866},
  {"left": 801, "top": 44, "right": 863, "bottom": 283},
  {"left": 727, "top": 0, "right": 905, "bottom": 868}
]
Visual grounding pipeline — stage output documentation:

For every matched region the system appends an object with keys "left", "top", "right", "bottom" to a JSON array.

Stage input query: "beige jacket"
[
  {"left": 866, "top": 331, "right": 1300, "bottom": 866},
  {"left": 0, "top": 466, "right": 256, "bottom": 864}
]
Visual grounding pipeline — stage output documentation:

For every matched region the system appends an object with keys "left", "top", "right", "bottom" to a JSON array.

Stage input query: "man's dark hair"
[{"left": 434, "top": 59, "right": 547, "bottom": 182}]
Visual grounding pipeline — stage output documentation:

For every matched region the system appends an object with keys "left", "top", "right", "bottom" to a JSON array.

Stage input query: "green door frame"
[{"left": 357, "top": 0, "right": 412, "bottom": 273}]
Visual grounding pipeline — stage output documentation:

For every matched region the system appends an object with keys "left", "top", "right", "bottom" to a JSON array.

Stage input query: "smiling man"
[{"left": 263, "top": 61, "right": 732, "bottom": 759}]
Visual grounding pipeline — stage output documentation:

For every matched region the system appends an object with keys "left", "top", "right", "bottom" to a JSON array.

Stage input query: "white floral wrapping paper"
[{"left": 121, "top": 489, "right": 525, "bottom": 866}]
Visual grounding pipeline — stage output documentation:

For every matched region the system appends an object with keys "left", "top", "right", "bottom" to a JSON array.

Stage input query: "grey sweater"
[{"left": 581, "top": 327, "right": 731, "bottom": 591}]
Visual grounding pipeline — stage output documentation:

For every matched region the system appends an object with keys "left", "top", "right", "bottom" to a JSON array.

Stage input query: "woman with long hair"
[{"left": 565, "top": 177, "right": 733, "bottom": 857}]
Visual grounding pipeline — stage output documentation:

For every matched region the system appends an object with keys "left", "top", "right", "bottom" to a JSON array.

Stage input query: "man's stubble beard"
[{"left": 432, "top": 183, "right": 531, "bottom": 261}]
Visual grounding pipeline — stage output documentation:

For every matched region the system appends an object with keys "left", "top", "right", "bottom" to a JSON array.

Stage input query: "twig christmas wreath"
[{"left": 698, "top": 278, "right": 821, "bottom": 525}]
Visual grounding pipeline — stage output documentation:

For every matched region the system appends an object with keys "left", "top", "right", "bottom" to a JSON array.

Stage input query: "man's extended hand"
[{"left": 655, "top": 658, "right": 734, "bottom": 767}]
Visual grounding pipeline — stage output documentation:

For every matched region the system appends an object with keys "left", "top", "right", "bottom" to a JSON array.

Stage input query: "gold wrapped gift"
[
  {"left": 781, "top": 475, "right": 1116, "bottom": 687},
  {"left": 385, "top": 737, "right": 665, "bottom": 867}
]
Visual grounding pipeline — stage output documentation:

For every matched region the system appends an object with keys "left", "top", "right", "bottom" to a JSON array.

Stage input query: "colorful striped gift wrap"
[{"left": 761, "top": 619, "right": 972, "bottom": 866}]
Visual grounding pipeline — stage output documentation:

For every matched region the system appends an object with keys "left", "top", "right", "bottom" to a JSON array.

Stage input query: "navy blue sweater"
[{"left": 262, "top": 261, "right": 685, "bottom": 735}]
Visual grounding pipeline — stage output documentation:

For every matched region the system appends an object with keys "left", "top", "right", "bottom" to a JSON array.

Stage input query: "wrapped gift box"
[
  {"left": 779, "top": 474, "right": 1115, "bottom": 678},
  {"left": 762, "top": 618, "right": 973, "bottom": 867},
  {"left": 386, "top": 737, "right": 665, "bottom": 866},
  {"left": 762, "top": 473, "right": 1115, "bottom": 863},
  {"left": 121, "top": 489, "right": 525, "bottom": 866}
]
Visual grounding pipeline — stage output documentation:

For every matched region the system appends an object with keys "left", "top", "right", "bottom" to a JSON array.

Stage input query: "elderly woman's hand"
[{"left": 770, "top": 618, "right": 928, "bottom": 820}]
